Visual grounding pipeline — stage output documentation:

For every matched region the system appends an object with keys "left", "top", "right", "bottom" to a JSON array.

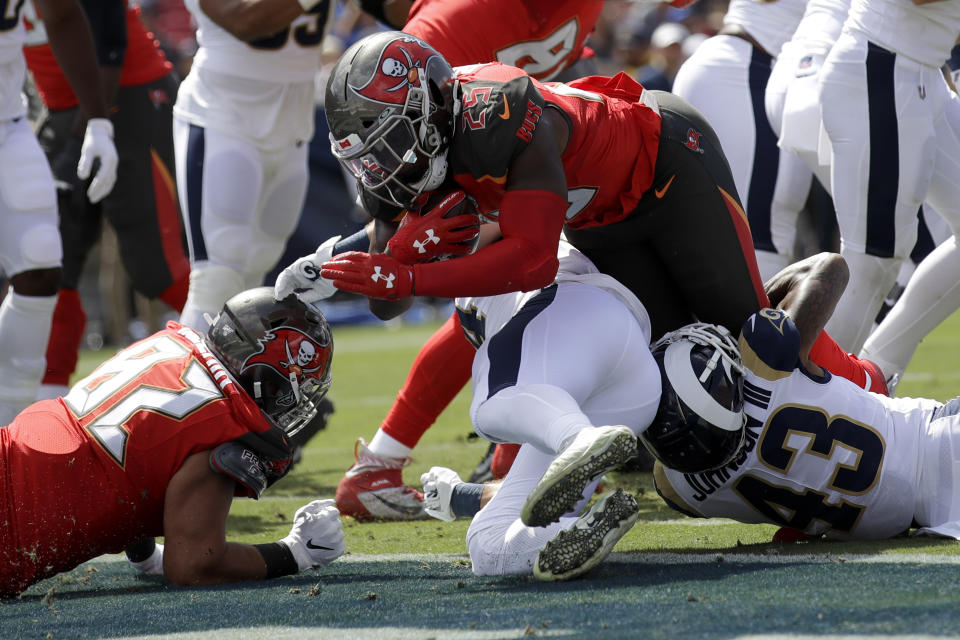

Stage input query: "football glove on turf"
[{"left": 280, "top": 499, "right": 345, "bottom": 570}]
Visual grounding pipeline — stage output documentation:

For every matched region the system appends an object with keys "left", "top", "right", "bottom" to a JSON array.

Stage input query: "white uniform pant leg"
[
  {"left": 465, "top": 443, "right": 593, "bottom": 576},
  {"left": 821, "top": 34, "right": 940, "bottom": 352},
  {"left": 470, "top": 282, "right": 661, "bottom": 456},
  {"left": 861, "top": 87, "right": 960, "bottom": 382},
  {"left": 673, "top": 35, "right": 805, "bottom": 280},
  {"left": 0, "top": 118, "right": 60, "bottom": 424},
  {"left": 915, "top": 401, "right": 960, "bottom": 538},
  {"left": 173, "top": 118, "right": 308, "bottom": 330}
]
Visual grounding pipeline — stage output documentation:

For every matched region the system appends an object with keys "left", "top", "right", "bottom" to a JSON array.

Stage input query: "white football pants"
[
  {"left": 821, "top": 33, "right": 960, "bottom": 352},
  {"left": 673, "top": 35, "right": 813, "bottom": 281},
  {"left": 466, "top": 281, "right": 660, "bottom": 576},
  {"left": 173, "top": 118, "right": 308, "bottom": 331}
]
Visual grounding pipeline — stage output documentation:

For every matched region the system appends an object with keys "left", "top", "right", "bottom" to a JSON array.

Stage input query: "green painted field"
[{"left": 9, "top": 308, "right": 960, "bottom": 639}]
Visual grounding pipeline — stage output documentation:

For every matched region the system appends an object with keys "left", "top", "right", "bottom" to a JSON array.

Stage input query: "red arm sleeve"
[{"left": 412, "top": 190, "right": 566, "bottom": 298}]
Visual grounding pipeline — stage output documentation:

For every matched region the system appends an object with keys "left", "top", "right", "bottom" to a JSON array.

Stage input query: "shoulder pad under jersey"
[{"left": 738, "top": 308, "right": 801, "bottom": 382}]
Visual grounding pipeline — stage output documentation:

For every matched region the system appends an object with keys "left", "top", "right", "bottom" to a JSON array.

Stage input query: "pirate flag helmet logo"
[
  {"left": 324, "top": 31, "right": 457, "bottom": 209},
  {"left": 205, "top": 288, "right": 333, "bottom": 449}
]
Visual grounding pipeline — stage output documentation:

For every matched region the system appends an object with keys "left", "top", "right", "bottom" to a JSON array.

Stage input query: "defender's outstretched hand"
[{"left": 281, "top": 499, "right": 345, "bottom": 570}]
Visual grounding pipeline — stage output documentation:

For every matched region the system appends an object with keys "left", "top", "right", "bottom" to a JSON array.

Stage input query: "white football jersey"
[
  {"left": 0, "top": 1, "right": 26, "bottom": 120},
  {"left": 454, "top": 241, "right": 651, "bottom": 350},
  {"left": 844, "top": 0, "right": 960, "bottom": 67},
  {"left": 655, "top": 308, "right": 942, "bottom": 540},
  {"left": 723, "top": 0, "right": 808, "bottom": 58},
  {"left": 174, "top": 0, "right": 333, "bottom": 146},
  {"left": 789, "top": 0, "right": 850, "bottom": 53}
]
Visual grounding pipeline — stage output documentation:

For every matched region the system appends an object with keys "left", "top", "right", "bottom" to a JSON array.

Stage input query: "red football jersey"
[
  {"left": 404, "top": 0, "right": 602, "bottom": 81},
  {"left": 23, "top": 2, "right": 172, "bottom": 111},
  {"left": 450, "top": 64, "right": 662, "bottom": 229},
  {"left": 0, "top": 323, "right": 270, "bottom": 596}
]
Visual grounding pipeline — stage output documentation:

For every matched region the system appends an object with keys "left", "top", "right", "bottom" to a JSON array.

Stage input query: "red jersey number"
[{"left": 64, "top": 335, "right": 223, "bottom": 467}]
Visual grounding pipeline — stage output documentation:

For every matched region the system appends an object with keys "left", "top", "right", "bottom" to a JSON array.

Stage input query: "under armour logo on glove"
[
  {"left": 387, "top": 190, "right": 481, "bottom": 264},
  {"left": 370, "top": 266, "right": 396, "bottom": 288},
  {"left": 413, "top": 229, "right": 441, "bottom": 254},
  {"left": 321, "top": 251, "right": 414, "bottom": 300}
]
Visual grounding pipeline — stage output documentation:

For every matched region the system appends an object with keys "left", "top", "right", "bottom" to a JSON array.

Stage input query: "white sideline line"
[{"left": 90, "top": 550, "right": 960, "bottom": 566}]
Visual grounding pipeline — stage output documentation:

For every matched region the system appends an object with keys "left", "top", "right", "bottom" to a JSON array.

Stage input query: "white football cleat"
[
  {"left": 521, "top": 425, "right": 637, "bottom": 527},
  {"left": 534, "top": 488, "right": 639, "bottom": 582}
]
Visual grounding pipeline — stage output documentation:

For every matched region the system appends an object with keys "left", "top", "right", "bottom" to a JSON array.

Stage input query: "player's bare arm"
[
  {"left": 199, "top": 0, "right": 323, "bottom": 41},
  {"left": 35, "top": 0, "right": 110, "bottom": 120},
  {"left": 768, "top": 253, "right": 850, "bottom": 373},
  {"left": 162, "top": 452, "right": 270, "bottom": 586},
  {"left": 351, "top": 0, "right": 413, "bottom": 29}
]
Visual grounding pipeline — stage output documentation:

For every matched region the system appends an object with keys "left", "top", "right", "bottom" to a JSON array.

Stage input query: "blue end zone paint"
[{"left": 9, "top": 553, "right": 960, "bottom": 639}]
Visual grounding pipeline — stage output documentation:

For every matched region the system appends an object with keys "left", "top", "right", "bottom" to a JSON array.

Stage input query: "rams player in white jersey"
[
  {"left": 671, "top": 0, "right": 813, "bottom": 281},
  {"left": 431, "top": 251, "right": 960, "bottom": 552},
  {"left": 655, "top": 251, "right": 960, "bottom": 542},
  {"left": 0, "top": 0, "right": 117, "bottom": 424},
  {"left": 819, "top": 0, "right": 960, "bottom": 354},
  {"left": 173, "top": 0, "right": 334, "bottom": 331},
  {"left": 419, "top": 240, "right": 662, "bottom": 581}
]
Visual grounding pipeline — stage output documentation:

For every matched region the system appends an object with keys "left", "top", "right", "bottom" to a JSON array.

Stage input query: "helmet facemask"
[{"left": 326, "top": 31, "right": 457, "bottom": 209}]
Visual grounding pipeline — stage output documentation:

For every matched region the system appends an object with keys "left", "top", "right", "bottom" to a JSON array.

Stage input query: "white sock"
[
  {"left": 368, "top": 430, "right": 413, "bottom": 459},
  {"left": 0, "top": 292, "right": 57, "bottom": 424},
  {"left": 861, "top": 237, "right": 960, "bottom": 386},
  {"left": 179, "top": 263, "right": 244, "bottom": 332}
]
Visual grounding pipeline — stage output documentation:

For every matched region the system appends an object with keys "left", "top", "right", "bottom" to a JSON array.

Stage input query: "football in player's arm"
[{"left": 0, "top": 289, "right": 344, "bottom": 598}]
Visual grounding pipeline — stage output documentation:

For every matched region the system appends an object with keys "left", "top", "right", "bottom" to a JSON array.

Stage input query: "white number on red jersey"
[{"left": 65, "top": 336, "right": 223, "bottom": 466}]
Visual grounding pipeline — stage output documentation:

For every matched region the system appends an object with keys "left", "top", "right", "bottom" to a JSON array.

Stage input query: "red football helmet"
[
  {"left": 325, "top": 31, "right": 458, "bottom": 210},
  {"left": 205, "top": 287, "right": 333, "bottom": 452}
]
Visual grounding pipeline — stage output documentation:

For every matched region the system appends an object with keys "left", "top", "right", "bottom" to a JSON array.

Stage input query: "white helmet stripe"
[{"left": 663, "top": 340, "right": 744, "bottom": 432}]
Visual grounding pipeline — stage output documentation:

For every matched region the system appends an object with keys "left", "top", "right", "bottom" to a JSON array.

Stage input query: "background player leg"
[
  {"left": 336, "top": 312, "right": 472, "bottom": 521},
  {"left": 0, "top": 119, "right": 62, "bottom": 423}
]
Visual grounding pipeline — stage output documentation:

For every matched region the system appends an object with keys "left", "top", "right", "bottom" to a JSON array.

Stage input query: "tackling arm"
[{"left": 769, "top": 253, "right": 850, "bottom": 371}]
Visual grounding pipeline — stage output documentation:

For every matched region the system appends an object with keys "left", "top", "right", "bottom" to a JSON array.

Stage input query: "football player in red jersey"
[
  {"left": 355, "top": 0, "right": 602, "bottom": 82},
  {"left": 278, "top": 31, "right": 888, "bottom": 514},
  {"left": 308, "top": 0, "right": 606, "bottom": 521},
  {"left": 0, "top": 288, "right": 345, "bottom": 598},
  {"left": 24, "top": 0, "right": 191, "bottom": 401}
]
